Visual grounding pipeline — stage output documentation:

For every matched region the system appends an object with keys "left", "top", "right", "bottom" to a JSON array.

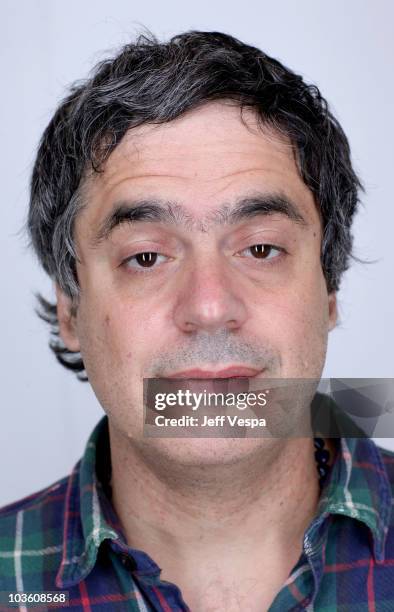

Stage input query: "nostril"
[{"left": 227, "top": 319, "right": 239, "bottom": 329}]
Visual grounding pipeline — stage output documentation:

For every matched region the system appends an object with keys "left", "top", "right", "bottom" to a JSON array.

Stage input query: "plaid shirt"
[{"left": 0, "top": 414, "right": 393, "bottom": 612}]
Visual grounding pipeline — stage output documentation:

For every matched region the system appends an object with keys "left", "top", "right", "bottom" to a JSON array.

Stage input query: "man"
[{"left": 0, "top": 30, "right": 393, "bottom": 611}]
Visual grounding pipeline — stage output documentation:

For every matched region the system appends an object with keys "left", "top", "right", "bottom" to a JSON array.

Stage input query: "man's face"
[{"left": 57, "top": 101, "right": 337, "bottom": 461}]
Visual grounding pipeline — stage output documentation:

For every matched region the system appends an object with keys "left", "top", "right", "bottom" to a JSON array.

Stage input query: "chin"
[{"left": 139, "top": 436, "right": 274, "bottom": 468}]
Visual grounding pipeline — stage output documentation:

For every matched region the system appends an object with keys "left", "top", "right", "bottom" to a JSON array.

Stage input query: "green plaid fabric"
[{"left": 0, "top": 413, "right": 393, "bottom": 611}]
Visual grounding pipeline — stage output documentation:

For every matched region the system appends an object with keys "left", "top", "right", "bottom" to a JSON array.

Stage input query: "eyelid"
[{"left": 118, "top": 240, "right": 167, "bottom": 261}]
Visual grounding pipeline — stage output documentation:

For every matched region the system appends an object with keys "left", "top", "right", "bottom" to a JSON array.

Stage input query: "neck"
[{"left": 108, "top": 427, "right": 321, "bottom": 561}]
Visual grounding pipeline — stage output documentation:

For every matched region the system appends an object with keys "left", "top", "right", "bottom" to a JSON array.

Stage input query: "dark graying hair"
[{"left": 26, "top": 30, "right": 363, "bottom": 380}]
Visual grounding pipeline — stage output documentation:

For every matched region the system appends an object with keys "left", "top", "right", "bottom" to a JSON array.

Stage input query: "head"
[{"left": 27, "top": 31, "right": 362, "bottom": 464}]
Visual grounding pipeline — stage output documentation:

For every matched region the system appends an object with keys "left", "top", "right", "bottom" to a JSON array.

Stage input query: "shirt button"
[{"left": 120, "top": 554, "right": 135, "bottom": 571}]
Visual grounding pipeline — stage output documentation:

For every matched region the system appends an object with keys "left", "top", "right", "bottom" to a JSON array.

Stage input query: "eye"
[
  {"left": 122, "top": 251, "right": 168, "bottom": 270},
  {"left": 238, "top": 244, "right": 283, "bottom": 260}
]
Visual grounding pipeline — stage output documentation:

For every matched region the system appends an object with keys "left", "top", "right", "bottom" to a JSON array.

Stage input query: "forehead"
[{"left": 77, "top": 101, "right": 318, "bottom": 234}]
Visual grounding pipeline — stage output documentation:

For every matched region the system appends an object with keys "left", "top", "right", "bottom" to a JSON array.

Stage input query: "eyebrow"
[{"left": 90, "top": 193, "right": 308, "bottom": 248}]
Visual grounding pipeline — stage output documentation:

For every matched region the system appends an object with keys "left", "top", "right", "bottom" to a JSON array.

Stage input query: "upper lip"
[{"left": 164, "top": 366, "right": 264, "bottom": 379}]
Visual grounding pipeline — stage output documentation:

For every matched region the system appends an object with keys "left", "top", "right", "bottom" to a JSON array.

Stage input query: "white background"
[{"left": 0, "top": 0, "right": 393, "bottom": 507}]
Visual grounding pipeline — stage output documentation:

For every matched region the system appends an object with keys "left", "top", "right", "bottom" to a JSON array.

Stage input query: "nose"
[{"left": 173, "top": 255, "right": 248, "bottom": 333}]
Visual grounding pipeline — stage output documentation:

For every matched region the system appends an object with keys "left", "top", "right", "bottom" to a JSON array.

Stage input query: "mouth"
[{"left": 163, "top": 366, "right": 265, "bottom": 379}]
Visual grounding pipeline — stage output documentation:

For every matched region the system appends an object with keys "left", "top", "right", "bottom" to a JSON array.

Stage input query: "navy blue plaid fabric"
[{"left": 1, "top": 414, "right": 394, "bottom": 611}]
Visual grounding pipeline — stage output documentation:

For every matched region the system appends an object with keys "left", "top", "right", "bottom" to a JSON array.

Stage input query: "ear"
[
  {"left": 328, "top": 292, "right": 338, "bottom": 331},
  {"left": 55, "top": 283, "right": 81, "bottom": 352}
]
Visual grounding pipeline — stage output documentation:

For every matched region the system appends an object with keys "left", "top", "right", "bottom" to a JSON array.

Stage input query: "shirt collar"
[
  {"left": 56, "top": 415, "right": 122, "bottom": 588},
  {"left": 56, "top": 411, "right": 392, "bottom": 588},
  {"left": 313, "top": 435, "right": 391, "bottom": 563}
]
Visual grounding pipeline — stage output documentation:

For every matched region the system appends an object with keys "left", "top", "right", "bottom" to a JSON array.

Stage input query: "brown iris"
[
  {"left": 250, "top": 244, "right": 272, "bottom": 258},
  {"left": 135, "top": 252, "right": 158, "bottom": 267}
]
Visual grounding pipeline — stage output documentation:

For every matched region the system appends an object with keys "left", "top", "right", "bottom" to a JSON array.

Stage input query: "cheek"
[
  {"left": 74, "top": 298, "right": 144, "bottom": 422},
  {"left": 76, "top": 293, "right": 160, "bottom": 377},
  {"left": 257, "top": 277, "right": 330, "bottom": 377}
]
